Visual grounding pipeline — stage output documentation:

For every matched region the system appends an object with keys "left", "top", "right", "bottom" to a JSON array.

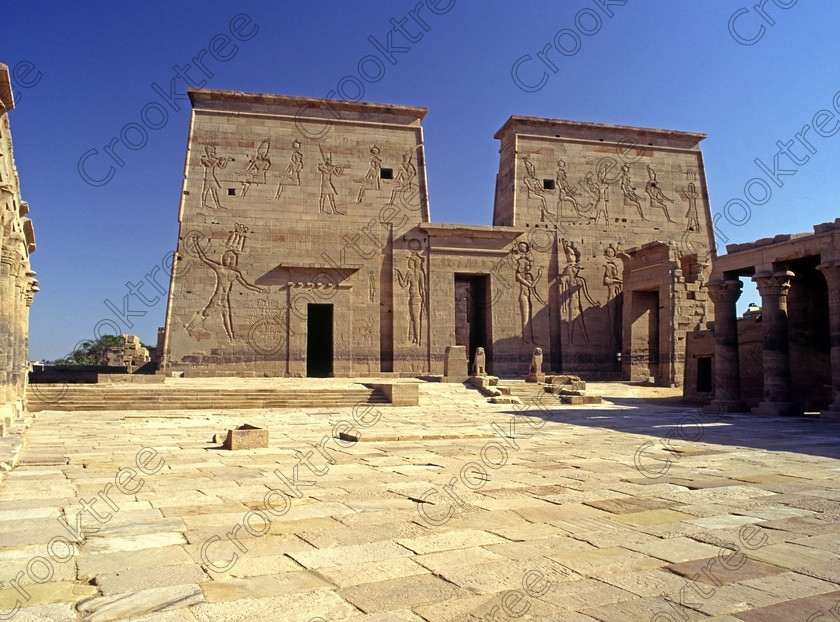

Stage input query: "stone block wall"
[
  {"left": 493, "top": 118, "right": 714, "bottom": 378},
  {"left": 0, "top": 63, "right": 38, "bottom": 431}
]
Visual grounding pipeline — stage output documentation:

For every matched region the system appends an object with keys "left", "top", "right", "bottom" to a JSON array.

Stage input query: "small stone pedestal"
[
  {"left": 222, "top": 425, "right": 268, "bottom": 450},
  {"left": 443, "top": 346, "right": 468, "bottom": 383}
]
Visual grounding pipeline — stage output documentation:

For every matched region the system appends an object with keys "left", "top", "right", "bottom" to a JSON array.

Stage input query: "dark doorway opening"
[
  {"left": 307, "top": 304, "right": 333, "bottom": 377},
  {"left": 630, "top": 289, "right": 660, "bottom": 382},
  {"left": 455, "top": 275, "right": 490, "bottom": 373},
  {"left": 697, "top": 357, "right": 712, "bottom": 393}
]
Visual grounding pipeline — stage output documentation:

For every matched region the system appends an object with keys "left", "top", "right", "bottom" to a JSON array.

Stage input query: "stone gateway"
[{"left": 161, "top": 90, "right": 714, "bottom": 382}]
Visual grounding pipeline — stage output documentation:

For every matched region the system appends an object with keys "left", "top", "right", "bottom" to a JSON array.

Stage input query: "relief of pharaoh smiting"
[{"left": 183, "top": 224, "right": 270, "bottom": 342}]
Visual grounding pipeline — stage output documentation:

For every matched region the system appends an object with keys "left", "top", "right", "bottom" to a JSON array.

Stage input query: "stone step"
[{"left": 25, "top": 386, "right": 389, "bottom": 412}]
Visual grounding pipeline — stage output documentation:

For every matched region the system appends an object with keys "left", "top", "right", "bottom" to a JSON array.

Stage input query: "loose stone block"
[{"left": 223, "top": 424, "right": 268, "bottom": 450}]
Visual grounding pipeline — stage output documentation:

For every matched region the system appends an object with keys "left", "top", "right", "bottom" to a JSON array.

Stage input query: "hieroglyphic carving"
[
  {"left": 522, "top": 158, "right": 552, "bottom": 222},
  {"left": 317, "top": 146, "right": 350, "bottom": 215},
  {"left": 388, "top": 147, "right": 418, "bottom": 205},
  {"left": 275, "top": 139, "right": 303, "bottom": 200},
  {"left": 200, "top": 145, "right": 234, "bottom": 209},
  {"left": 368, "top": 269, "right": 376, "bottom": 303},
  {"left": 240, "top": 138, "right": 271, "bottom": 198},
  {"left": 511, "top": 241, "right": 545, "bottom": 344},
  {"left": 355, "top": 145, "right": 382, "bottom": 203},
  {"left": 560, "top": 239, "right": 600, "bottom": 345},
  {"left": 678, "top": 182, "right": 701, "bottom": 232},
  {"left": 620, "top": 164, "right": 648, "bottom": 221},
  {"left": 185, "top": 235, "right": 269, "bottom": 341},
  {"left": 644, "top": 165, "right": 676, "bottom": 223},
  {"left": 396, "top": 247, "right": 426, "bottom": 345}
]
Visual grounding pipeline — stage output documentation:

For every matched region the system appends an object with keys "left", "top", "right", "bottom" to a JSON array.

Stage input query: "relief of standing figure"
[
  {"left": 678, "top": 182, "right": 701, "bottom": 232},
  {"left": 200, "top": 145, "right": 234, "bottom": 210},
  {"left": 275, "top": 139, "right": 303, "bottom": 200},
  {"left": 516, "top": 258, "right": 545, "bottom": 345},
  {"left": 318, "top": 146, "right": 350, "bottom": 215},
  {"left": 396, "top": 253, "right": 427, "bottom": 345},
  {"left": 355, "top": 145, "right": 382, "bottom": 203}
]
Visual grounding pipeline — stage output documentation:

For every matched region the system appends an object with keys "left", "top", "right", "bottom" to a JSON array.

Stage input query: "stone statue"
[
  {"left": 526, "top": 346, "right": 545, "bottom": 383},
  {"left": 529, "top": 347, "right": 543, "bottom": 375},
  {"left": 472, "top": 347, "right": 486, "bottom": 376}
]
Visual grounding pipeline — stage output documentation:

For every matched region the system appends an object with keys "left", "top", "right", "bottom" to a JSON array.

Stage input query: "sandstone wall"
[{"left": 0, "top": 63, "right": 38, "bottom": 430}]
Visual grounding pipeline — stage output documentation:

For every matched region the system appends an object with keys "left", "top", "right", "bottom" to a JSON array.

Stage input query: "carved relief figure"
[
  {"left": 241, "top": 138, "right": 271, "bottom": 198},
  {"left": 225, "top": 223, "right": 249, "bottom": 252},
  {"left": 355, "top": 145, "right": 382, "bottom": 203},
  {"left": 678, "top": 182, "right": 701, "bottom": 232},
  {"left": 472, "top": 347, "right": 486, "bottom": 376},
  {"left": 512, "top": 242, "right": 545, "bottom": 345},
  {"left": 200, "top": 145, "right": 234, "bottom": 209},
  {"left": 620, "top": 164, "right": 647, "bottom": 221},
  {"left": 603, "top": 245, "right": 623, "bottom": 348},
  {"left": 318, "top": 147, "right": 350, "bottom": 215},
  {"left": 388, "top": 147, "right": 418, "bottom": 205},
  {"left": 555, "top": 160, "right": 582, "bottom": 217},
  {"left": 560, "top": 239, "right": 600, "bottom": 345},
  {"left": 396, "top": 253, "right": 426, "bottom": 345},
  {"left": 602, "top": 245, "right": 622, "bottom": 301},
  {"left": 185, "top": 237, "right": 269, "bottom": 341},
  {"left": 522, "top": 158, "right": 552, "bottom": 222},
  {"left": 275, "top": 139, "right": 304, "bottom": 200},
  {"left": 644, "top": 165, "right": 676, "bottom": 223},
  {"left": 585, "top": 171, "right": 609, "bottom": 225}
]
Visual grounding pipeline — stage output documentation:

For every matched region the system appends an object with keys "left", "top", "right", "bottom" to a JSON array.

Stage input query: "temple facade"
[
  {"left": 161, "top": 90, "right": 714, "bottom": 381},
  {"left": 0, "top": 63, "right": 38, "bottom": 432}
]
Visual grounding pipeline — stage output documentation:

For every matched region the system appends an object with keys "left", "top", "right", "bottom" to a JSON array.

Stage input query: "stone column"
[
  {"left": 706, "top": 279, "right": 746, "bottom": 413},
  {"left": 752, "top": 270, "right": 799, "bottom": 416},
  {"left": 818, "top": 260, "right": 840, "bottom": 418}
]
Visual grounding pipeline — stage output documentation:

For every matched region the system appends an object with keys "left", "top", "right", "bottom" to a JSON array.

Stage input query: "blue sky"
[{"left": 4, "top": 0, "right": 838, "bottom": 361}]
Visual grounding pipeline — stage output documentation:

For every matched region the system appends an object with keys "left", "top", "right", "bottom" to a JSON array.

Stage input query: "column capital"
[
  {"left": 752, "top": 270, "right": 794, "bottom": 298},
  {"left": 706, "top": 279, "right": 743, "bottom": 305}
]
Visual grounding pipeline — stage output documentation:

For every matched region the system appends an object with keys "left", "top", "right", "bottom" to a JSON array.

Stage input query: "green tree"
[{"left": 59, "top": 335, "right": 124, "bottom": 365}]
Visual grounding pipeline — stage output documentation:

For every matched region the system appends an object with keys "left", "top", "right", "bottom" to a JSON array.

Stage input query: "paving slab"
[{"left": 1, "top": 381, "right": 839, "bottom": 620}]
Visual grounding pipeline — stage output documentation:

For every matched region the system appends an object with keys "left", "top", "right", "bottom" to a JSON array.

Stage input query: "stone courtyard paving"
[{"left": 1, "top": 380, "right": 839, "bottom": 621}]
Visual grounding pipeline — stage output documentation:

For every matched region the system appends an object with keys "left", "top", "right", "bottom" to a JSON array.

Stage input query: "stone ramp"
[{"left": 25, "top": 380, "right": 388, "bottom": 412}]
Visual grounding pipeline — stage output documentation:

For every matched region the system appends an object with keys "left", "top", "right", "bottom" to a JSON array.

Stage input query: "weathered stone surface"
[
  {"left": 160, "top": 92, "right": 712, "bottom": 381},
  {"left": 76, "top": 584, "right": 205, "bottom": 622},
  {"left": 223, "top": 425, "right": 268, "bottom": 450},
  {"left": 0, "top": 63, "right": 38, "bottom": 426}
]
